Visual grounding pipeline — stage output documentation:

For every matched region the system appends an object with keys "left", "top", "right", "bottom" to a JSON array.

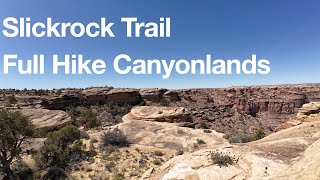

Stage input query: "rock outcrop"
[
  {"left": 106, "top": 88, "right": 141, "bottom": 105},
  {"left": 139, "top": 88, "right": 168, "bottom": 103},
  {"left": 296, "top": 102, "right": 320, "bottom": 121},
  {"left": 149, "top": 121, "right": 320, "bottom": 180},
  {"left": 123, "top": 106, "right": 190, "bottom": 123},
  {"left": 41, "top": 94, "right": 84, "bottom": 110},
  {"left": 276, "top": 102, "right": 320, "bottom": 131},
  {"left": 17, "top": 108, "right": 72, "bottom": 129},
  {"left": 81, "top": 87, "right": 112, "bottom": 105}
]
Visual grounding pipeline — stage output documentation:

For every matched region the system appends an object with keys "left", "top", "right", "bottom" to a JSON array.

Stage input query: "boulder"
[{"left": 296, "top": 102, "right": 320, "bottom": 121}]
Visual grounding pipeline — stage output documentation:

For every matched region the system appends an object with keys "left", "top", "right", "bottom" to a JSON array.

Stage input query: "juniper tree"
[{"left": 0, "top": 109, "right": 34, "bottom": 179}]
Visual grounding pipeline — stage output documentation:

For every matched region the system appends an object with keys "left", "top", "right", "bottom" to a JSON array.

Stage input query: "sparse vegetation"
[
  {"left": 33, "top": 127, "right": 51, "bottom": 138},
  {"left": 228, "top": 134, "right": 252, "bottom": 144},
  {"left": 252, "top": 128, "right": 266, "bottom": 141},
  {"left": 78, "top": 109, "right": 101, "bottom": 129},
  {"left": 154, "top": 150, "right": 164, "bottom": 156},
  {"left": 210, "top": 151, "right": 238, "bottom": 167},
  {"left": 101, "top": 128, "right": 129, "bottom": 148},
  {"left": 35, "top": 125, "right": 81, "bottom": 169},
  {"left": 228, "top": 129, "right": 266, "bottom": 144}
]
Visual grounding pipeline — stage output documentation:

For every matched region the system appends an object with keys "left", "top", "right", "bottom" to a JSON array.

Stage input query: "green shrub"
[
  {"left": 0, "top": 109, "right": 34, "bottom": 179},
  {"left": 210, "top": 151, "right": 238, "bottom": 167},
  {"left": 78, "top": 110, "right": 101, "bottom": 129},
  {"left": 33, "top": 127, "right": 51, "bottom": 138},
  {"left": 35, "top": 125, "right": 81, "bottom": 169},
  {"left": 12, "top": 162, "right": 34, "bottom": 180},
  {"left": 101, "top": 128, "right": 129, "bottom": 148},
  {"left": 252, "top": 128, "right": 265, "bottom": 141}
]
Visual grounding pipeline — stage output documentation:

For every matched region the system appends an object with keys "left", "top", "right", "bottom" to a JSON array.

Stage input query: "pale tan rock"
[
  {"left": 17, "top": 108, "right": 72, "bottom": 129},
  {"left": 124, "top": 106, "right": 190, "bottom": 123}
]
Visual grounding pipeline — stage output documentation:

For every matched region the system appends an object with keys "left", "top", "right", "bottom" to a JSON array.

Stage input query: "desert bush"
[
  {"left": 210, "top": 151, "right": 238, "bottom": 167},
  {"left": 33, "top": 127, "right": 51, "bottom": 138},
  {"left": 252, "top": 128, "right": 266, "bottom": 141},
  {"left": 154, "top": 150, "right": 164, "bottom": 156},
  {"left": 35, "top": 125, "right": 81, "bottom": 169},
  {"left": 228, "top": 134, "right": 252, "bottom": 144},
  {"left": 91, "top": 103, "right": 132, "bottom": 126},
  {"left": 78, "top": 110, "right": 101, "bottom": 129},
  {"left": 101, "top": 128, "right": 129, "bottom": 148},
  {"left": 12, "top": 162, "right": 34, "bottom": 180}
]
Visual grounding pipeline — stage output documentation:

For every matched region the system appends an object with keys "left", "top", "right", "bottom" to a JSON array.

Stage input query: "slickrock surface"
[
  {"left": 150, "top": 121, "right": 320, "bottom": 180},
  {"left": 17, "top": 108, "right": 72, "bottom": 129},
  {"left": 123, "top": 106, "right": 190, "bottom": 123}
]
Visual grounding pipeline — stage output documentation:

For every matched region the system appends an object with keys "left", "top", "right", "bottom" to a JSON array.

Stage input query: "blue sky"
[{"left": 0, "top": 0, "right": 319, "bottom": 89}]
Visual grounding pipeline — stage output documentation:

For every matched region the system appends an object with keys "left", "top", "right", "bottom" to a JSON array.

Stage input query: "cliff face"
[{"left": 2, "top": 84, "right": 320, "bottom": 135}]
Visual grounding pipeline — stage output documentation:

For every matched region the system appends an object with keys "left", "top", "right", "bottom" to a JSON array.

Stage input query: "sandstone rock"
[
  {"left": 123, "top": 106, "right": 190, "bottom": 123},
  {"left": 270, "top": 138, "right": 320, "bottom": 179},
  {"left": 297, "top": 102, "right": 320, "bottom": 121},
  {"left": 41, "top": 94, "right": 84, "bottom": 110},
  {"left": 81, "top": 87, "right": 113, "bottom": 105},
  {"left": 106, "top": 88, "right": 141, "bottom": 105},
  {"left": 17, "top": 108, "right": 72, "bottom": 129},
  {"left": 139, "top": 88, "right": 167, "bottom": 103},
  {"left": 150, "top": 121, "right": 320, "bottom": 180},
  {"left": 164, "top": 90, "right": 181, "bottom": 102}
]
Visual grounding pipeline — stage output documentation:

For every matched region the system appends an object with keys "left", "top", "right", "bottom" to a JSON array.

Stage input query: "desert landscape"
[{"left": 0, "top": 83, "right": 320, "bottom": 179}]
